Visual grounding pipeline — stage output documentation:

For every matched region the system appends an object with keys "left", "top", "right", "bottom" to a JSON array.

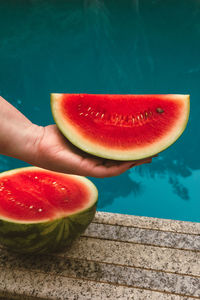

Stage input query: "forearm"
[{"left": 0, "top": 96, "right": 41, "bottom": 163}]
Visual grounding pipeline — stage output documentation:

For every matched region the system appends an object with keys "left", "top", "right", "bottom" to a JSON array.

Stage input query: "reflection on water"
[
  {"left": 93, "top": 172, "right": 142, "bottom": 210},
  {"left": 0, "top": 0, "right": 199, "bottom": 221},
  {"left": 169, "top": 177, "right": 189, "bottom": 201},
  {"left": 137, "top": 156, "right": 192, "bottom": 201}
]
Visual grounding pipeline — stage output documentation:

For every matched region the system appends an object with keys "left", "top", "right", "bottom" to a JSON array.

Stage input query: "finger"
[
  {"left": 76, "top": 157, "right": 152, "bottom": 177},
  {"left": 100, "top": 159, "right": 128, "bottom": 167},
  {"left": 82, "top": 161, "right": 134, "bottom": 178},
  {"left": 133, "top": 158, "right": 152, "bottom": 167}
]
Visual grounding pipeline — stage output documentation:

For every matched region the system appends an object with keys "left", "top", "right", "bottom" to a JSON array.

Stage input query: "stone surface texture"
[{"left": 0, "top": 212, "right": 199, "bottom": 300}]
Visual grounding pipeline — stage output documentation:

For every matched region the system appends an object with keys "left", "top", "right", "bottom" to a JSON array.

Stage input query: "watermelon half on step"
[
  {"left": 51, "top": 94, "right": 190, "bottom": 160},
  {"left": 0, "top": 167, "right": 98, "bottom": 254}
]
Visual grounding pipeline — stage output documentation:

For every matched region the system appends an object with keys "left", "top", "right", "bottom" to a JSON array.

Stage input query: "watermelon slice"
[
  {"left": 51, "top": 94, "right": 190, "bottom": 160},
  {"left": 0, "top": 167, "right": 98, "bottom": 254}
]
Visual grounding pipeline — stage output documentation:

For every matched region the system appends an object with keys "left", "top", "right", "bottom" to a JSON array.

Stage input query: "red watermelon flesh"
[
  {"left": 0, "top": 167, "right": 96, "bottom": 223},
  {"left": 51, "top": 94, "right": 190, "bottom": 160}
]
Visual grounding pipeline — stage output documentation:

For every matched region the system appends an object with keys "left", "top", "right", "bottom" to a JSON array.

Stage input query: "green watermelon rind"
[
  {"left": 0, "top": 167, "right": 98, "bottom": 254},
  {"left": 0, "top": 204, "right": 97, "bottom": 254},
  {"left": 50, "top": 94, "right": 190, "bottom": 161}
]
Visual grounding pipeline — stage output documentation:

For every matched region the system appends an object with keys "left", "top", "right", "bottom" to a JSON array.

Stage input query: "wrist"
[
  {"left": 15, "top": 124, "right": 45, "bottom": 166},
  {"left": 0, "top": 122, "right": 45, "bottom": 167}
]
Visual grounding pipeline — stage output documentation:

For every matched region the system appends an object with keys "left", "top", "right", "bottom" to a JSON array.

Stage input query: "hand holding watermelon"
[
  {"left": 0, "top": 96, "right": 152, "bottom": 178},
  {"left": 0, "top": 94, "right": 189, "bottom": 254}
]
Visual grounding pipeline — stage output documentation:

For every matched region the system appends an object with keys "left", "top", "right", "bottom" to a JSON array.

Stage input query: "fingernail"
[{"left": 129, "top": 163, "right": 136, "bottom": 169}]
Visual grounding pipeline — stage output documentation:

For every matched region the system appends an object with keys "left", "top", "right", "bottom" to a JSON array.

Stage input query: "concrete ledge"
[
  {"left": 94, "top": 212, "right": 200, "bottom": 234},
  {"left": 0, "top": 212, "right": 199, "bottom": 300}
]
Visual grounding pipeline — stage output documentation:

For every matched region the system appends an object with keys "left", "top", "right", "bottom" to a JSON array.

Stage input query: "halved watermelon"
[
  {"left": 51, "top": 94, "right": 190, "bottom": 160},
  {"left": 0, "top": 167, "right": 98, "bottom": 254}
]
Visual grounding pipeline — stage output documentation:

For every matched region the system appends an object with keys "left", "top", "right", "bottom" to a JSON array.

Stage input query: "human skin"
[{"left": 0, "top": 96, "right": 153, "bottom": 178}]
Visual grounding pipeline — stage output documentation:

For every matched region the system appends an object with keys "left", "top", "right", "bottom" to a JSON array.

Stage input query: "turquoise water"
[{"left": 0, "top": 0, "right": 199, "bottom": 222}]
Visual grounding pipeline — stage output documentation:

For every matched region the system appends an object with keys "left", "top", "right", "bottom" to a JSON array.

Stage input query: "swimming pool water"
[{"left": 0, "top": 0, "right": 199, "bottom": 222}]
